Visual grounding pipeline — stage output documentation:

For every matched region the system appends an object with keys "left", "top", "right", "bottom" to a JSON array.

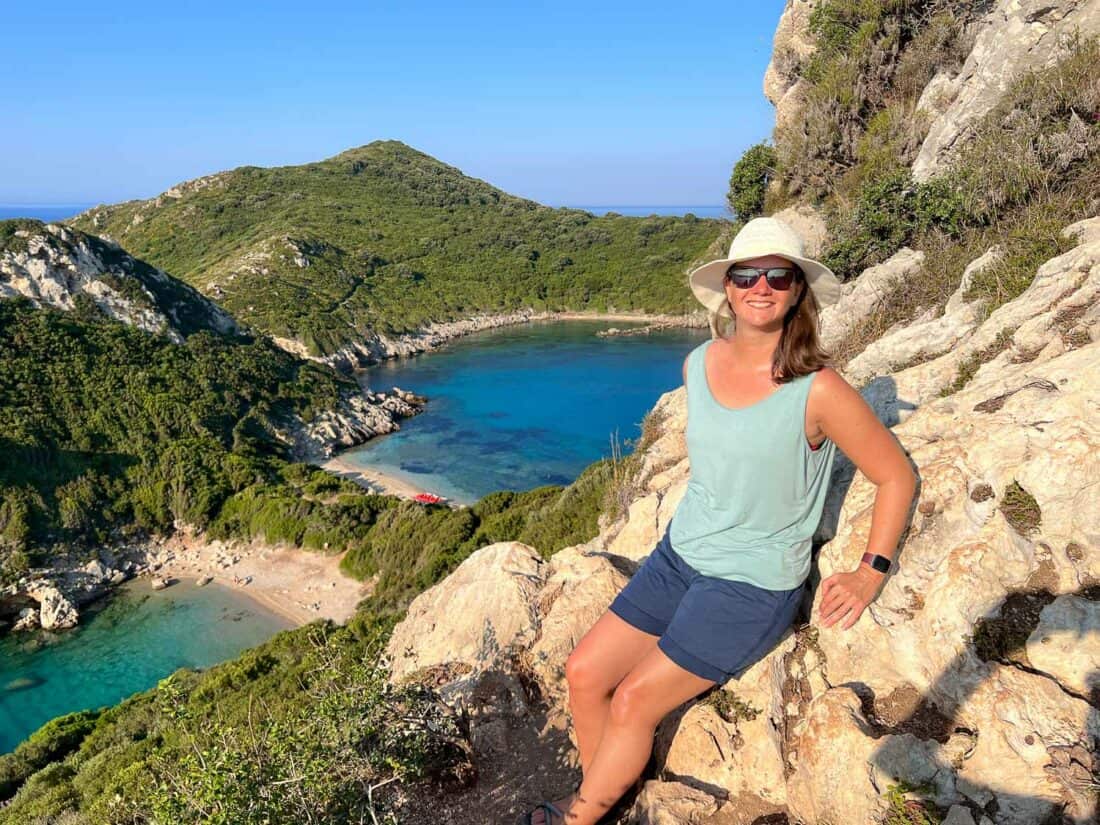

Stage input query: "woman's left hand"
[{"left": 817, "top": 567, "right": 885, "bottom": 630}]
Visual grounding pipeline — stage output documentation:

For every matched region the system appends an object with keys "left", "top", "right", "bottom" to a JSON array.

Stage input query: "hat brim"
[{"left": 688, "top": 253, "right": 842, "bottom": 317}]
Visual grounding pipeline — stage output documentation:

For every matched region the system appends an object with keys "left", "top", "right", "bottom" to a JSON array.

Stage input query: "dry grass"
[{"left": 600, "top": 406, "right": 670, "bottom": 526}]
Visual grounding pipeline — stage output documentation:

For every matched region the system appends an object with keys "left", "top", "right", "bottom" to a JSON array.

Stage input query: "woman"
[{"left": 522, "top": 217, "right": 917, "bottom": 825}]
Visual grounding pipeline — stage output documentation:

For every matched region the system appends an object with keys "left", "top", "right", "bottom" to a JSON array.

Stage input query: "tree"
[{"left": 727, "top": 143, "right": 777, "bottom": 220}]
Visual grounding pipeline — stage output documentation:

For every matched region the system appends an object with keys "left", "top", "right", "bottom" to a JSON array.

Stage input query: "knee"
[
  {"left": 607, "top": 680, "right": 655, "bottom": 727},
  {"left": 565, "top": 649, "right": 611, "bottom": 696}
]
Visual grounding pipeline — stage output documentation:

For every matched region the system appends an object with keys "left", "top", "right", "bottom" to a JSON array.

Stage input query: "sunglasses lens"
[
  {"left": 729, "top": 268, "right": 761, "bottom": 289},
  {"left": 728, "top": 267, "right": 797, "bottom": 290},
  {"left": 765, "top": 269, "right": 795, "bottom": 289}
]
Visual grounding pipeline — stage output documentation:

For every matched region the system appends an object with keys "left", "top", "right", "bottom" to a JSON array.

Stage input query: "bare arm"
[{"left": 811, "top": 368, "right": 917, "bottom": 629}]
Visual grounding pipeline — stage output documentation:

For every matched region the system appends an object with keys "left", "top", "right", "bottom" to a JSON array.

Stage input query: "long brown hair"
[{"left": 713, "top": 266, "right": 834, "bottom": 383}]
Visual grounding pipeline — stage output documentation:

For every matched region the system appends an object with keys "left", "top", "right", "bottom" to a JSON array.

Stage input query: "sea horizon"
[{"left": 0, "top": 202, "right": 731, "bottom": 222}]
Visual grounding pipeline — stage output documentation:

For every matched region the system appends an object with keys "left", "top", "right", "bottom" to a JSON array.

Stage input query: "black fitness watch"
[{"left": 860, "top": 552, "right": 892, "bottom": 574}]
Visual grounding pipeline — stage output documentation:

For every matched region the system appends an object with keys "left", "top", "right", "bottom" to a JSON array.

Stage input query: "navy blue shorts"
[{"left": 608, "top": 527, "right": 805, "bottom": 685}]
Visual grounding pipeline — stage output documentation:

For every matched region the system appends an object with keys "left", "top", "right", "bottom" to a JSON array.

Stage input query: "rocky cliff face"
[
  {"left": 0, "top": 221, "right": 239, "bottom": 342},
  {"left": 764, "top": 0, "right": 1100, "bottom": 184},
  {"left": 379, "top": 213, "right": 1099, "bottom": 823}
]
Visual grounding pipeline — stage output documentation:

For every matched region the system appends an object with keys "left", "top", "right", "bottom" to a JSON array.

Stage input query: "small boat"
[{"left": 413, "top": 492, "right": 445, "bottom": 505}]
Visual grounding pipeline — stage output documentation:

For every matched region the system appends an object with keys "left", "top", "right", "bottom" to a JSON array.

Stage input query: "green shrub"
[
  {"left": 0, "top": 711, "right": 100, "bottom": 801},
  {"left": 727, "top": 143, "right": 777, "bottom": 219}
]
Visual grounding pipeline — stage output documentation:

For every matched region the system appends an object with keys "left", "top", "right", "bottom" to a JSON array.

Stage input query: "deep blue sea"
[
  {"left": 0, "top": 579, "right": 291, "bottom": 753},
  {"left": 0, "top": 204, "right": 95, "bottom": 222},
  {"left": 345, "top": 318, "right": 707, "bottom": 504}
]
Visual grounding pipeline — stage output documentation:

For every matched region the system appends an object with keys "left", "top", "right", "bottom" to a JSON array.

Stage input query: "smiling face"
[{"left": 723, "top": 254, "right": 806, "bottom": 328}]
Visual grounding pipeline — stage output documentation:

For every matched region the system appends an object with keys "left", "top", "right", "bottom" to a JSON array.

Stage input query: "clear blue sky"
[{"left": 6, "top": 1, "right": 785, "bottom": 206}]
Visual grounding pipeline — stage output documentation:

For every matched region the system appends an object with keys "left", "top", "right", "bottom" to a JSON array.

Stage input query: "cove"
[
  {"left": 0, "top": 579, "right": 292, "bottom": 754},
  {"left": 345, "top": 319, "right": 709, "bottom": 504}
]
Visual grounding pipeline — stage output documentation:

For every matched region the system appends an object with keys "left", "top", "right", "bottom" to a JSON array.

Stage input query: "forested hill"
[{"left": 69, "top": 140, "right": 725, "bottom": 356}]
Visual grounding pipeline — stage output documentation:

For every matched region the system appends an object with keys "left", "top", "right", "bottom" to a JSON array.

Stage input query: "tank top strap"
[{"left": 686, "top": 339, "right": 712, "bottom": 403}]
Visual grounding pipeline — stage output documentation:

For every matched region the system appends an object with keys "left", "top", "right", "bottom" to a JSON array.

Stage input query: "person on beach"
[{"left": 521, "top": 217, "right": 917, "bottom": 825}]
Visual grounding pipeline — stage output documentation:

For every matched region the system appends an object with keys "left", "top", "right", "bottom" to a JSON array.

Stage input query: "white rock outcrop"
[
  {"left": 912, "top": 0, "right": 1100, "bottom": 180},
  {"left": 0, "top": 223, "right": 238, "bottom": 342},
  {"left": 28, "top": 584, "right": 79, "bottom": 630}
]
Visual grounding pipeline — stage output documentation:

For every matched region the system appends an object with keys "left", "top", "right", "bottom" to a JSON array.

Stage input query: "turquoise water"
[
  {"left": 347, "top": 319, "right": 708, "bottom": 504},
  {"left": 0, "top": 319, "right": 705, "bottom": 754},
  {"left": 0, "top": 579, "right": 292, "bottom": 753}
]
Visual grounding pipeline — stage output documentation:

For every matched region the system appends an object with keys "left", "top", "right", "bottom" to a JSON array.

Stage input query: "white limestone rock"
[
  {"left": 29, "top": 585, "right": 79, "bottom": 630},
  {"left": 771, "top": 203, "right": 828, "bottom": 258},
  {"left": 843, "top": 247, "right": 1000, "bottom": 388},
  {"left": 12, "top": 608, "right": 39, "bottom": 632},
  {"left": 1026, "top": 595, "right": 1100, "bottom": 700},
  {"left": 763, "top": 0, "right": 818, "bottom": 136},
  {"left": 0, "top": 223, "right": 238, "bottom": 342},
  {"left": 527, "top": 537, "right": 629, "bottom": 723},
  {"left": 912, "top": 0, "right": 1100, "bottom": 180},
  {"left": 818, "top": 248, "right": 926, "bottom": 355},
  {"left": 385, "top": 541, "right": 547, "bottom": 713}
]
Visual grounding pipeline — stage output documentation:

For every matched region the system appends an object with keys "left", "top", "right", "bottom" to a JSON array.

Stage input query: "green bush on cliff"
[
  {"left": 751, "top": 2, "right": 1099, "bottom": 369},
  {"left": 774, "top": 0, "right": 979, "bottom": 200},
  {"left": 0, "top": 710, "right": 100, "bottom": 800},
  {"left": 727, "top": 142, "right": 777, "bottom": 220},
  {"left": 0, "top": 441, "right": 618, "bottom": 819},
  {"left": 777, "top": 11, "right": 1098, "bottom": 369}
]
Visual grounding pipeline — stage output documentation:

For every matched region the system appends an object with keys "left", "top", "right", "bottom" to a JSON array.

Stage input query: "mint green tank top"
[{"left": 668, "top": 339, "right": 838, "bottom": 590}]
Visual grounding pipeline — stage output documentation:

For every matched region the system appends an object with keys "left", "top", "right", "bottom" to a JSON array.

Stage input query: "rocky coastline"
[
  {"left": 0, "top": 307, "right": 698, "bottom": 638},
  {"left": 271, "top": 306, "right": 710, "bottom": 373},
  {"left": 283, "top": 384, "right": 428, "bottom": 464},
  {"left": 1, "top": 537, "right": 185, "bottom": 634},
  {"left": 0, "top": 524, "right": 369, "bottom": 637}
]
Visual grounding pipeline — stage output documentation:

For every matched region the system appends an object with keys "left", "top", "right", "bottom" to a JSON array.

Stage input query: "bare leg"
[
  {"left": 567, "top": 646, "right": 714, "bottom": 825},
  {"left": 567, "top": 610, "right": 662, "bottom": 772},
  {"left": 531, "top": 609, "right": 660, "bottom": 825}
]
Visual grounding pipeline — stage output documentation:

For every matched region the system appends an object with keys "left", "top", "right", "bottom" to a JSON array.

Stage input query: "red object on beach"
[{"left": 413, "top": 493, "right": 444, "bottom": 504}]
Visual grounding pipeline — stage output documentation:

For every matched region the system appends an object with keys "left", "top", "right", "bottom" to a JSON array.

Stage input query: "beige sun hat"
[{"left": 689, "top": 216, "right": 842, "bottom": 318}]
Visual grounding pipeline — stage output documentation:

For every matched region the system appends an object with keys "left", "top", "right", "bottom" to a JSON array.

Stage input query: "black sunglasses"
[{"left": 725, "top": 265, "right": 801, "bottom": 291}]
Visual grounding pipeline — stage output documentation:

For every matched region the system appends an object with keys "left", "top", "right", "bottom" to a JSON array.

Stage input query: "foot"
[{"left": 530, "top": 790, "right": 577, "bottom": 824}]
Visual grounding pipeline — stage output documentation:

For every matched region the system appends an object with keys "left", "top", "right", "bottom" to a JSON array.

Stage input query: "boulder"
[
  {"left": 770, "top": 203, "right": 828, "bottom": 258},
  {"left": 628, "top": 779, "right": 729, "bottom": 824},
  {"left": 12, "top": 608, "right": 39, "bottom": 632},
  {"left": 29, "top": 585, "right": 78, "bottom": 630},
  {"left": 1025, "top": 594, "right": 1100, "bottom": 701},
  {"left": 527, "top": 538, "right": 629, "bottom": 721},
  {"left": 385, "top": 541, "right": 547, "bottom": 713},
  {"left": 818, "top": 248, "right": 926, "bottom": 355}
]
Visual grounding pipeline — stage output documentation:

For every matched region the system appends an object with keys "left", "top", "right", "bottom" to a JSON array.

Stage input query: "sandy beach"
[
  {"left": 145, "top": 529, "right": 375, "bottom": 626},
  {"left": 534, "top": 310, "right": 705, "bottom": 325},
  {"left": 322, "top": 455, "right": 459, "bottom": 505}
]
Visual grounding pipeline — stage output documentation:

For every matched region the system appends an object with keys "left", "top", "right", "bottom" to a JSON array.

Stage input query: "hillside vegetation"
[
  {"left": 729, "top": 1, "right": 1098, "bottom": 367},
  {"left": 69, "top": 140, "right": 724, "bottom": 356}
]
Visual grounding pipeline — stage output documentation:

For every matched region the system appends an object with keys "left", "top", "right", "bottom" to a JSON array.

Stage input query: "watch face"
[{"left": 870, "top": 555, "right": 891, "bottom": 573}]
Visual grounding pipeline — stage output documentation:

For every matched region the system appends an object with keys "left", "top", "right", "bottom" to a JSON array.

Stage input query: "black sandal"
[{"left": 519, "top": 800, "right": 566, "bottom": 824}]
